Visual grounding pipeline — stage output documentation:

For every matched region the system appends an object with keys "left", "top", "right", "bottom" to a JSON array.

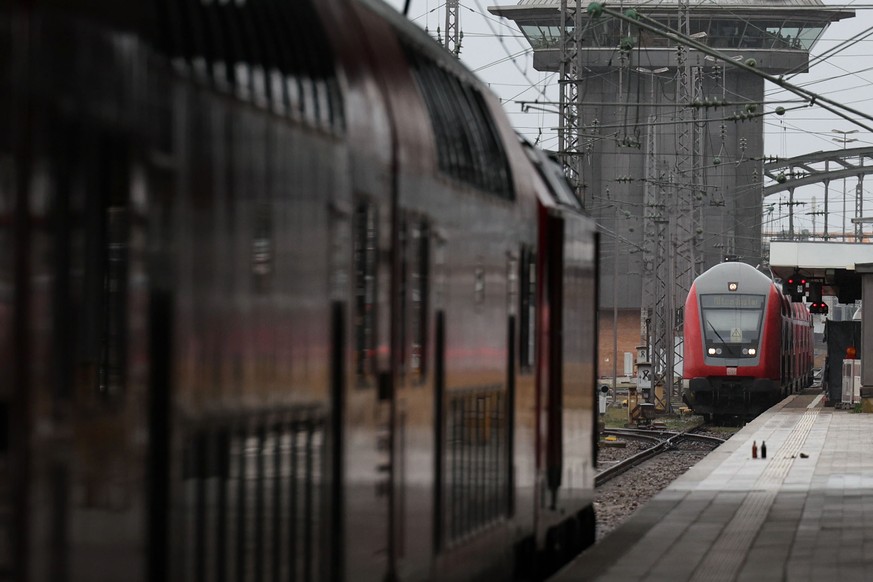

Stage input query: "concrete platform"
[{"left": 555, "top": 392, "right": 873, "bottom": 582}]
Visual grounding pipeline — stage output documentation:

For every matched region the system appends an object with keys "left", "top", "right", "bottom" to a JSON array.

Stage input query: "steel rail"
[{"left": 596, "top": 429, "right": 725, "bottom": 486}]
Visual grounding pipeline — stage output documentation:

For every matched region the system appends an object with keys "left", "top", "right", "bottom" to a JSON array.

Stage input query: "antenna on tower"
[{"left": 444, "top": 0, "right": 462, "bottom": 57}]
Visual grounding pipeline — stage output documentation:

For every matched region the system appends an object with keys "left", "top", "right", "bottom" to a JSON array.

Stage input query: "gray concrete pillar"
[{"left": 856, "top": 263, "right": 873, "bottom": 411}]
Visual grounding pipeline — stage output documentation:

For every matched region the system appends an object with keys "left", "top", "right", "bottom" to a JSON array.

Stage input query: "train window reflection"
[
  {"left": 354, "top": 201, "right": 378, "bottom": 385},
  {"left": 408, "top": 220, "right": 429, "bottom": 382},
  {"left": 99, "top": 207, "right": 128, "bottom": 398},
  {"left": 519, "top": 246, "right": 536, "bottom": 372},
  {"left": 251, "top": 202, "right": 273, "bottom": 290}
]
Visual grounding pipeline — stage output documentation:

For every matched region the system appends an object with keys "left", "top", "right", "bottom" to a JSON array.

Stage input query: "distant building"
[{"left": 491, "top": 0, "right": 852, "bottom": 375}]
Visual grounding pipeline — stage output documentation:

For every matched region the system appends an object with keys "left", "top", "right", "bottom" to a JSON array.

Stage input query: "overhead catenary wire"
[
  {"left": 466, "top": 0, "right": 554, "bottom": 100},
  {"left": 414, "top": 0, "right": 873, "bottom": 240},
  {"left": 591, "top": 4, "right": 873, "bottom": 133},
  {"left": 406, "top": 0, "right": 559, "bottom": 108},
  {"left": 782, "top": 23, "right": 873, "bottom": 79},
  {"left": 426, "top": 0, "right": 873, "bottom": 149}
]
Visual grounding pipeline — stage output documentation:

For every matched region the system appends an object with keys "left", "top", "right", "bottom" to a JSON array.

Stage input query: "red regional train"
[
  {"left": 1, "top": 0, "right": 600, "bottom": 580},
  {"left": 683, "top": 260, "right": 813, "bottom": 421}
]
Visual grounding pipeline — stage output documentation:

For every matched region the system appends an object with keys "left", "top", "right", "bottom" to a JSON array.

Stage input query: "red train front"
[{"left": 683, "top": 261, "right": 813, "bottom": 420}]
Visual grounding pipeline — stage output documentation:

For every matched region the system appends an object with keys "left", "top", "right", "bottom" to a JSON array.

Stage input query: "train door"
[
  {"left": 357, "top": 204, "right": 425, "bottom": 582},
  {"left": 532, "top": 188, "right": 597, "bottom": 567},
  {"left": 774, "top": 295, "right": 791, "bottom": 397},
  {"left": 345, "top": 195, "right": 395, "bottom": 581},
  {"left": 0, "top": 21, "right": 21, "bottom": 580},
  {"left": 543, "top": 211, "right": 565, "bottom": 511},
  {"left": 534, "top": 203, "right": 564, "bottom": 536},
  {"left": 791, "top": 309, "right": 798, "bottom": 390},
  {"left": 18, "top": 114, "right": 150, "bottom": 582},
  {"left": 145, "top": 151, "right": 174, "bottom": 582},
  {"left": 2, "top": 26, "right": 20, "bottom": 576},
  {"left": 391, "top": 213, "right": 435, "bottom": 580}
]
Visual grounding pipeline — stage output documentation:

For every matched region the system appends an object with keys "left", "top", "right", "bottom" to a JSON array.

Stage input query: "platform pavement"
[{"left": 554, "top": 392, "right": 873, "bottom": 582}]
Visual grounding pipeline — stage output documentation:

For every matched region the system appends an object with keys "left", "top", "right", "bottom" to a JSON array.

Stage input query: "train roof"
[
  {"left": 520, "top": 141, "right": 583, "bottom": 212},
  {"left": 694, "top": 261, "right": 774, "bottom": 295},
  {"left": 36, "top": 0, "right": 495, "bottom": 113},
  {"left": 515, "top": 0, "right": 829, "bottom": 6},
  {"left": 359, "top": 0, "right": 491, "bottom": 89}
]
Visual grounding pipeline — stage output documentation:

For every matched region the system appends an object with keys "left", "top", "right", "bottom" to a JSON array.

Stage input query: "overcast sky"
[{"left": 384, "top": 0, "right": 873, "bottom": 239}]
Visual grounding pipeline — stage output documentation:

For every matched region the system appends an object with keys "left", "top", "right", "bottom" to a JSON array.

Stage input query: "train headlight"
[
  {"left": 715, "top": 348, "right": 722, "bottom": 355},
  {"left": 742, "top": 348, "right": 748, "bottom": 355},
  {"left": 708, "top": 347, "right": 716, "bottom": 355},
  {"left": 748, "top": 348, "right": 756, "bottom": 356}
]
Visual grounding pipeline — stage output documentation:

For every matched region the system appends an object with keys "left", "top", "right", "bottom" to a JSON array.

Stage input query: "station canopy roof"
[
  {"left": 769, "top": 241, "right": 873, "bottom": 300},
  {"left": 489, "top": 1, "right": 854, "bottom": 52}
]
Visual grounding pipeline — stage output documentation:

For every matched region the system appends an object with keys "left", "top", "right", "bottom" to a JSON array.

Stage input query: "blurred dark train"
[
  {"left": 0, "top": 0, "right": 601, "bottom": 580},
  {"left": 683, "top": 260, "right": 813, "bottom": 421}
]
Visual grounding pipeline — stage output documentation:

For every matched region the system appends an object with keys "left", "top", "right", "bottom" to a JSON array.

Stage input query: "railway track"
[{"left": 595, "top": 428, "right": 726, "bottom": 487}]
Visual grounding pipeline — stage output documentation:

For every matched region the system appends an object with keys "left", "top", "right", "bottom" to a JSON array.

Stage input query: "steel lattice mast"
[
  {"left": 642, "top": 109, "right": 670, "bottom": 401},
  {"left": 558, "top": 0, "right": 586, "bottom": 206},
  {"left": 641, "top": 0, "right": 705, "bottom": 406},
  {"left": 444, "top": 0, "right": 461, "bottom": 56}
]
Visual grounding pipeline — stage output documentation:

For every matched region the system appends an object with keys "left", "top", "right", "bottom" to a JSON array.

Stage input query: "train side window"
[
  {"left": 354, "top": 201, "right": 378, "bottom": 385},
  {"left": 180, "top": 409, "right": 327, "bottom": 581},
  {"left": 519, "top": 246, "right": 536, "bottom": 373},
  {"left": 403, "top": 43, "right": 513, "bottom": 200},
  {"left": 69, "top": 130, "right": 129, "bottom": 403},
  {"left": 100, "top": 205, "right": 129, "bottom": 400},
  {"left": 154, "top": 0, "right": 345, "bottom": 131},
  {"left": 423, "top": 65, "right": 470, "bottom": 182},
  {"left": 461, "top": 82, "right": 511, "bottom": 195},
  {"left": 251, "top": 202, "right": 273, "bottom": 292},
  {"left": 445, "top": 386, "right": 508, "bottom": 542},
  {"left": 397, "top": 219, "right": 408, "bottom": 376},
  {"left": 408, "top": 220, "right": 430, "bottom": 382}
]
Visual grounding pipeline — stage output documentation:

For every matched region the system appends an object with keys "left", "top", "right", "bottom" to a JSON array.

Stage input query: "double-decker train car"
[
  {"left": 682, "top": 260, "right": 813, "bottom": 421},
  {"left": 0, "top": 0, "right": 599, "bottom": 580}
]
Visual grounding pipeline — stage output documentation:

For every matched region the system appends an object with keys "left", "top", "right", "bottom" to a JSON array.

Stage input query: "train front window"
[{"left": 700, "top": 294, "right": 765, "bottom": 358}]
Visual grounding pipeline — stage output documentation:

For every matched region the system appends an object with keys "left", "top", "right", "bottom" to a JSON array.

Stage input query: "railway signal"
[
  {"left": 809, "top": 301, "right": 829, "bottom": 315},
  {"left": 785, "top": 272, "right": 806, "bottom": 302},
  {"left": 807, "top": 280, "right": 822, "bottom": 302},
  {"left": 807, "top": 281, "right": 828, "bottom": 314}
]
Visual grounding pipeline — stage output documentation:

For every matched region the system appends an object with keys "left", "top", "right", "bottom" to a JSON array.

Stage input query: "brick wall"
[{"left": 597, "top": 309, "right": 644, "bottom": 378}]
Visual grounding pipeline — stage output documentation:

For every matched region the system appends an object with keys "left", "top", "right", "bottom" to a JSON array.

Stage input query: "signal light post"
[
  {"left": 807, "top": 281, "right": 828, "bottom": 314},
  {"left": 809, "top": 301, "right": 829, "bottom": 315},
  {"left": 786, "top": 273, "right": 807, "bottom": 302}
]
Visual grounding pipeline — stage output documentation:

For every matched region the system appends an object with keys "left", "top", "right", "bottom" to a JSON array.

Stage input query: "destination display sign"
[{"left": 700, "top": 294, "right": 765, "bottom": 309}]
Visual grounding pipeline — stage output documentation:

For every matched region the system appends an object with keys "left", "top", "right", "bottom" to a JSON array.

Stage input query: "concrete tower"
[{"left": 491, "top": 0, "right": 852, "bottom": 379}]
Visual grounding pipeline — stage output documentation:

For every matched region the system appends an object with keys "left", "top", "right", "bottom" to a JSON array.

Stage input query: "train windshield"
[{"left": 699, "top": 294, "right": 765, "bottom": 344}]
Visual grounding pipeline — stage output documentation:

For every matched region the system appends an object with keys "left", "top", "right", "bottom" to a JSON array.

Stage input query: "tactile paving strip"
[{"left": 688, "top": 403, "right": 820, "bottom": 582}]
